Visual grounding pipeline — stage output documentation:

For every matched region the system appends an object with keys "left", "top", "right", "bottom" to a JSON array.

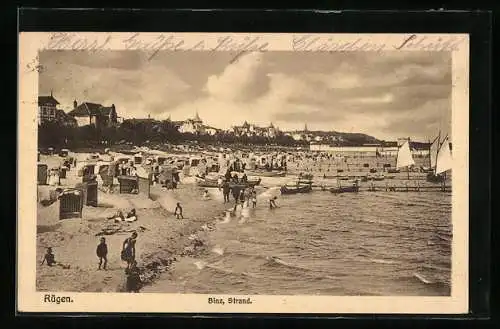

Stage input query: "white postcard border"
[{"left": 18, "top": 32, "right": 469, "bottom": 314}]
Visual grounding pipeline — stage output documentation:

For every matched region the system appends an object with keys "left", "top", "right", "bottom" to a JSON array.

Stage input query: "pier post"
[{"left": 385, "top": 182, "right": 388, "bottom": 192}]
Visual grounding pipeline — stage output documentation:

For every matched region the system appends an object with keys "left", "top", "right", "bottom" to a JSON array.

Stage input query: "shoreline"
[{"left": 35, "top": 150, "right": 450, "bottom": 293}]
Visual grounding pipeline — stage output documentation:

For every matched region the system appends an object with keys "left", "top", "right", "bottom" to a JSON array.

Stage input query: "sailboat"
[
  {"left": 396, "top": 138, "right": 415, "bottom": 180},
  {"left": 435, "top": 135, "right": 452, "bottom": 186},
  {"left": 426, "top": 132, "right": 452, "bottom": 184}
]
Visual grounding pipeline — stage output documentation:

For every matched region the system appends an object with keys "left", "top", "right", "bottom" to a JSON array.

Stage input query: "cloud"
[
  {"left": 205, "top": 52, "right": 266, "bottom": 101},
  {"left": 39, "top": 51, "right": 193, "bottom": 116},
  {"left": 40, "top": 50, "right": 452, "bottom": 141}
]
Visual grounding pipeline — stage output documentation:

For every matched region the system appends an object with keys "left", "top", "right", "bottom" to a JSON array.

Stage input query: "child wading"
[
  {"left": 252, "top": 190, "right": 257, "bottom": 208},
  {"left": 96, "top": 237, "right": 108, "bottom": 270},
  {"left": 269, "top": 196, "right": 278, "bottom": 209},
  {"left": 222, "top": 181, "right": 230, "bottom": 203},
  {"left": 121, "top": 232, "right": 138, "bottom": 269},
  {"left": 175, "top": 202, "right": 184, "bottom": 219}
]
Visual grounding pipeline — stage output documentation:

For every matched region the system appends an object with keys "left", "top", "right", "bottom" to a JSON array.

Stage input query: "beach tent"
[
  {"left": 59, "top": 188, "right": 83, "bottom": 219},
  {"left": 37, "top": 163, "right": 48, "bottom": 185},
  {"left": 134, "top": 153, "right": 143, "bottom": 165}
]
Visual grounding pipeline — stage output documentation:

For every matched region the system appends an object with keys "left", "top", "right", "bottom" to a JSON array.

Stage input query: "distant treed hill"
[{"left": 37, "top": 120, "right": 428, "bottom": 149}]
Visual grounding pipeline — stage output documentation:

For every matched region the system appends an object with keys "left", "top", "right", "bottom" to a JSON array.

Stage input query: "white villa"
[{"left": 175, "top": 112, "right": 219, "bottom": 135}]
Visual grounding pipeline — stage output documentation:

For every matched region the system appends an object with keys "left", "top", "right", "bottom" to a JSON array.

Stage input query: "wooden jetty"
[
  {"left": 363, "top": 184, "right": 451, "bottom": 193},
  {"left": 308, "top": 182, "right": 451, "bottom": 193}
]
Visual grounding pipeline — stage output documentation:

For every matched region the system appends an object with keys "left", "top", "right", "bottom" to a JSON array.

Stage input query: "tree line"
[{"left": 38, "top": 120, "right": 307, "bottom": 149}]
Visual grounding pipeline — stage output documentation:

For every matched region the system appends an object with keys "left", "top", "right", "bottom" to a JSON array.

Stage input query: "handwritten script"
[
  {"left": 42, "top": 32, "right": 466, "bottom": 64},
  {"left": 47, "top": 32, "right": 270, "bottom": 62}
]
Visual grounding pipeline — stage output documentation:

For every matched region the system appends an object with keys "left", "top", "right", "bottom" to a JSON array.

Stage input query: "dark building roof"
[
  {"left": 68, "top": 102, "right": 115, "bottom": 117},
  {"left": 123, "top": 118, "right": 156, "bottom": 125},
  {"left": 38, "top": 95, "right": 59, "bottom": 106},
  {"left": 56, "top": 110, "right": 77, "bottom": 122},
  {"left": 100, "top": 106, "right": 115, "bottom": 115}
]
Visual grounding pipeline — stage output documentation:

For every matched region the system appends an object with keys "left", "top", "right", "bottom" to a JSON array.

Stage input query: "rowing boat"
[
  {"left": 280, "top": 184, "right": 312, "bottom": 195},
  {"left": 329, "top": 185, "right": 359, "bottom": 194},
  {"left": 246, "top": 170, "right": 287, "bottom": 177}
]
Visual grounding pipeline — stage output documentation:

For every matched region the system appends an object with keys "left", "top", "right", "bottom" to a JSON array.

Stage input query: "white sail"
[
  {"left": 429, "top": 137, "right": 440, "bottom": 169},
  {"left": 396, "top": 140, "right": 415, "bottom": 168},
  {"left": 435, "top": 137, "right": 452, "bottom": 174}
]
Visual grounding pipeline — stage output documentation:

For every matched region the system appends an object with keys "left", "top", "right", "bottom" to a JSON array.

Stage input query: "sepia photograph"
[{"left": 18, "top": 32, "right": 469, "bottom": 313}]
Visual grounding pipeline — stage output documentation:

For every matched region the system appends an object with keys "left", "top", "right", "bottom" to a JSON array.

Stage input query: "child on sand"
[
  {"left": 96, "top": 237, "right": 108, "bottom": 270},
  {"left": 124, "top": 208, "right": 137, "bottom": 222},
  {"left": 175, "top": 202, "right": 184, "bottom": 219},
  {"left": 41, "top": 247, "right": 70, "bottom": 269}
]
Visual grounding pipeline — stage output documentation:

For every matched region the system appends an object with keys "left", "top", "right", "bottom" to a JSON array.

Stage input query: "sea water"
[{"left": 150, "top": 189, "right": 452, "bottom": 296}]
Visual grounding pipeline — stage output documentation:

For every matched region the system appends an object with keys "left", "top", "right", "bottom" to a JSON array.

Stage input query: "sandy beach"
[{"left": 36, "top": 152, "right": 231, "bottom": 292}]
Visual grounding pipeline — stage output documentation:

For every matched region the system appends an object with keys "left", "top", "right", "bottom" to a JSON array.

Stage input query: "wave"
[
  {"left": 421, "top": 263, "right": 451, "bottom": 272},
  {"left": 258, "top": 187, "right": 281, "bottom": 200},
  {"left": 350, "top": 217, "right": 452, "bottom": 235},
  {"left": 264, "top": 256, "right": 312, "bottom": 273},
  {"left": 367, "top": 258, "right": 401, "bottom": 265},
  {"left": 436, "top": 234, "right": 452, "bottom": 242},
  {"left": 196, "top": 262, "right": 262, "bottom": 279},
  {"left": 413, "top": 272, "right": 435, "bottom": 284}
]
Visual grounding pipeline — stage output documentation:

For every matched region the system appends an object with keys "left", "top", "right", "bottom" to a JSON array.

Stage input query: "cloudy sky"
[{"left": 39, "top": 50, "right": 451, "bottom": 141}]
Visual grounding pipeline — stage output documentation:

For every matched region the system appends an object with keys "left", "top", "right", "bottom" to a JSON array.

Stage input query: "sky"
[{"left": 38, "top": 50, "right": 452, "bottom": 141}]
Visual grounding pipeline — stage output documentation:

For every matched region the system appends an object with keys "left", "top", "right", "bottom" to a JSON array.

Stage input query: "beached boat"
[
  {"left": 368, "top": 173, "right": 385, "bottom": 181},
  {"left": 197, "top": 176, "right": 262, "bottom": 188},
  {"left": 386, "top": 168, "right": 400, "bottom": 174},
  {"left": 229, "top": 178, "right": 262, "bottom": 188},
  {"left": 246, "top": 170, "right": 286, "bottom": 177},
  {"left": 196, "top": 178, "right": 220, "bottom": 188},
  {"left": 230, "top": 181, "right": 262, "bottom": 190},
  {"left": 280, "top": 184, "right": 312, "bottom": 195},
  {"left": 246, "top": 178, "right": 262, "bottom": 187},
  {"left": 329, "top": 185, "right": 359, "bottom": 194}
]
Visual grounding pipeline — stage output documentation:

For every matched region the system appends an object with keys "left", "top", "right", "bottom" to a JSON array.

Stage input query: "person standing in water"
[
  {"left": 174, "top": 202, "right": 184, "bottom": 219},
  {"left": 96, "top": 237, "right": 108, "bottom": 270},
  {"left": 222, "top": 181, "right": 231, "bottom": 203},
  {"left": 239, "top": 189, "right": 246, "bottom": 208},
  {"left": 251, "top": 189, "right": 257, "bottom": 208},
  {"left": 269, "top": 196, "right": 278, "bottom": 209}
]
